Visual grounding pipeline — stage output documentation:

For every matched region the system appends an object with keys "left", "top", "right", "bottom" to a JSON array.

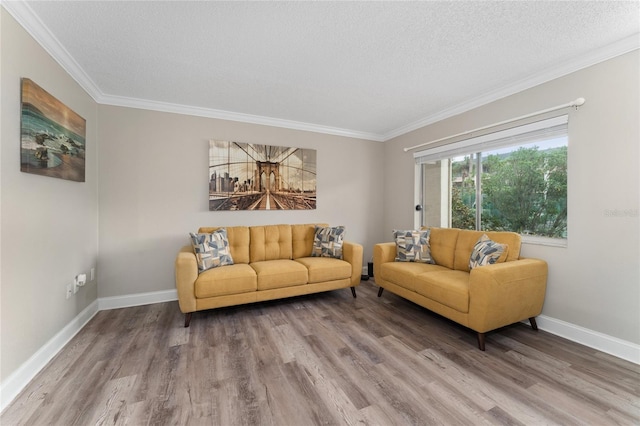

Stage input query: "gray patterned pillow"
[
  {"left": 469, "top": 234, "right": 508, "bottom": 270},
  {"left": 189, "top": 228, "right": 234, "bottom": 273},
  {"left": 311, "top": 226, "right": 345, "bottom": 259},
  {"left": 393, "top": 229, "right": 435, "bottom": 264}
]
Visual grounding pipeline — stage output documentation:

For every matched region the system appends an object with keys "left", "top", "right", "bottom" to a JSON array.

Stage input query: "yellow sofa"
[
  {"left": 374, "top": 227, "right": 547, "bottom": 350},
  {"left": 176, "top": 224, "right": 363, "bottom": 326}
]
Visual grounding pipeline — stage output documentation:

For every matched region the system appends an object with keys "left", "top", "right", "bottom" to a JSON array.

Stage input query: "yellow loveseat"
[
  {"left": 374, "top": 227, "right": 547, "bottom": 350},
  {"left": 176, "top": 224, "right": 363, "bottom": 326}
]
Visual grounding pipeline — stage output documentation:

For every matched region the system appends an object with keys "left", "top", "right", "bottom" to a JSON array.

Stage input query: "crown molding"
[
  {"left": 382, "top": 33, "right": 640, "bottom": 141},
  {"left": 2, "top": 0, "right": 383, "bottom": 142},
  {"left": 4, "top": 1, "right": 638, "bottom": 143},
  {"left": 2, "top": 0, "right": 104, "bottom": 101},
  {"left": 99, "top": 94, "right": 385, "bottom": 141}
]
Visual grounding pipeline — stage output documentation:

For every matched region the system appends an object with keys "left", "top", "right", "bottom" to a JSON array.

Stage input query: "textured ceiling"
[{"left": 6, "top": 1, "right": 640, "bottom": 141}]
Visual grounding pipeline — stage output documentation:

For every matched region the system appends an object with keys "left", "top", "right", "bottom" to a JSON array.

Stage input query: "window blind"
[{"left": 414, "top": 115, "right": 568, "bottom": 164}]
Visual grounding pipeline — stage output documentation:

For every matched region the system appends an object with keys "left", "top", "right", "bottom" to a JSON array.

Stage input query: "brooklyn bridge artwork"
[{"left": 209, "top": 140, "right": 317, "bottom": 211}]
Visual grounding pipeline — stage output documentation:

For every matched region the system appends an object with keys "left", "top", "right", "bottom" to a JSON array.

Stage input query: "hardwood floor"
[{"left": 2, "top": 280, "right": 639, "bottom": 425}]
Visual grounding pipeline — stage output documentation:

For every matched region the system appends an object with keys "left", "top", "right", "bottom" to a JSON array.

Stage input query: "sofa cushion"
[
  {"left": 292, "top": 223, "right": 328, "bottom": 259},
  {"left": 195, "top": 264, "right": 257, "bottom": 298},
  {"left": 454, "top": 229, "right": 520, "bottom": 271},
  {"left": 295, "top": 257, "right": 352, "bottom": 283},
  {"left": 393, "top": 229, "right": 435, "bottom": 264},
  {"left": 469, "top": 234, "right": 508, "bottom": 270},
  {"left": 250, "top": 225, "right": 293, "bottom": 262},
  {"left": 426, "top": 227, "right": 459, "bottom": 269},
  {"left": 311, "top": 225, "right": 345, "bottom": 259},
  {"left": 485, "top": 231, "right": 520, "bottom": 262},
  {"left": 414, "top": 270, "right": 470, "bottom": 313},
  {"left": 250, "top": 259, "right": 308, "bottom": 290},
  {"left": 189, "top": 229, "right": 234, "bottom": 272},
  {"left": 380, "top": 261, "right": 449, "bottom": 293},
  {"left": 198, "top": 226, "right": 250, "bottom": 264}
]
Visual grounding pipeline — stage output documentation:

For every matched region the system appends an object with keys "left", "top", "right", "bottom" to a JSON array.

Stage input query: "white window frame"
[{"left": 414, "top": 115, "right": 569, "bottom": 247}]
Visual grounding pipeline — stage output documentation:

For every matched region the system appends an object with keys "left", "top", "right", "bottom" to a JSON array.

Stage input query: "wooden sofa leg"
[
  {"left": 184, "top": 313, "right": 192, "bottom": 328},
  {"left": 350, "top": 287, "right": 357, "bottom": 298},
  {"left": 477, "top": 332, "right": 486, "bottom": 351},
  {"left": 377, "top": 287, "right": 384, "bottom": 297},
  {"left": 529, "top": 317, "right": 538, "bottom": 331}
]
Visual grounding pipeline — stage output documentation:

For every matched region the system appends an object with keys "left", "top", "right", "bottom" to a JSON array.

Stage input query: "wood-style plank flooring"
[{"left": 2, "top": 280, "right": 639, "bottom": 425}]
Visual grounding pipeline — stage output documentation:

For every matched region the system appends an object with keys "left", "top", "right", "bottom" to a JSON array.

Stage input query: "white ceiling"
[{"left": 5, "top": 1, "right": 640, "bottom": 141}]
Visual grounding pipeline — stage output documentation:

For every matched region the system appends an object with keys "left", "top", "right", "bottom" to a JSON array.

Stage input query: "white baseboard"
[
  {"left": 0, "top": 300, "right": 99, "bottom": 413},
  {"left": 97, "top": 289, "right": 178, "bottom": 310},
  {"left": 1, "top": 289, "right": 177, "bottom": 414},
  {"left": 534, "top": 315, "right": 640, "bottom": 365}
]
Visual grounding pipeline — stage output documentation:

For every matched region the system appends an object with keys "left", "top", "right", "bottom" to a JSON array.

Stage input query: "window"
[{"left": 415, "top": 115, "right": 568, "bottom": 244}]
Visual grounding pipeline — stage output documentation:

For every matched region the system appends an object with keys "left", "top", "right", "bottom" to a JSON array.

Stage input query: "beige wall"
[
  {"left": 1, "top": 10, "right": 99, "bottom": 381},
  {"left": 383, "top": 51, "right": 640, "bottom": 344},
  {"left": 96, "top": 106, "right": 385, "bottom": 298}
]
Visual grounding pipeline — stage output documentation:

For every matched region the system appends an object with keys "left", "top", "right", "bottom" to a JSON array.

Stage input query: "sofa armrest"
[
  {"left": 342, "top": 241, "right": 363, "bottom": 286},
  {"left": 175, "top": 245, "right": 198, "bottom": 314},
  {"left": 468, "top": 258, "right": 548, "bottom": 333},
  {"left": 373, "top": 242, "right": 396, "bottom": 280}
]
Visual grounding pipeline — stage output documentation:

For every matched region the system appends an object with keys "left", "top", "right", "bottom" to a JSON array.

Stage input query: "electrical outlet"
[
  {"left": 362, "top": 266, "right": 368, "bottom": 275},
  {"left": 90, "top": 267, "right": 95, "bottom": 281},
  {"left": 66, "top": 284, "right": 73, "bottom": 299},
  {"left": 74, "top": 274, "right": 87, "bottom": 294}
]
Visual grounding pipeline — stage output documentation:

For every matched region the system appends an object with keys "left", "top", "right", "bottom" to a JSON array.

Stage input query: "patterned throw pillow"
[
  {"left": 311, "top": 226, "right": 345, "bottom": 259},
  {"left": 189, "top": 228, "right": 234, "bottom": 273},
  {"left": 469, "top": 234, "right": 508, "bottom": 270},
  {"left": 394, "top": 229, "right": 435, "bottom": 264}
]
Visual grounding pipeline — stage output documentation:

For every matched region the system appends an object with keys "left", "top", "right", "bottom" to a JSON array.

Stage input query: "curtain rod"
[{"left": 403, "top": 97, "right": 585, "bottom": 152}]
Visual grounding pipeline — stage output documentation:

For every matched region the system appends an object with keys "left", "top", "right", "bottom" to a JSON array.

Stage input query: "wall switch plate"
[
  {"left": 90, "top": 267, "right": 95, "bottom": 281},
  {"left": 66, "top": 284, "right": 73, "bottom": 299}
]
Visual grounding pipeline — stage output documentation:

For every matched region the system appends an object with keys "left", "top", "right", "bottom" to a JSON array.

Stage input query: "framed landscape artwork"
[
  {"left": 209, "top": 140, "right": 317, "bottom": 211},
  {"left": 20, "top": 78, "right": 86, "bottom": 182}
]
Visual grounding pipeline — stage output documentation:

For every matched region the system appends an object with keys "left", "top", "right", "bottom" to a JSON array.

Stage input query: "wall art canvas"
[
  {"left": 20, "top": 78, "right": 86, "bottom": 182},
  {"left": 209, "top": 140, "right": 316, "bottom": 211}
]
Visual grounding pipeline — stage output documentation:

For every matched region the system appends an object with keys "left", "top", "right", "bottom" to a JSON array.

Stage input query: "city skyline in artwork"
[{"left": 209, "top": 140, "right": 317, "bottom": 211}]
